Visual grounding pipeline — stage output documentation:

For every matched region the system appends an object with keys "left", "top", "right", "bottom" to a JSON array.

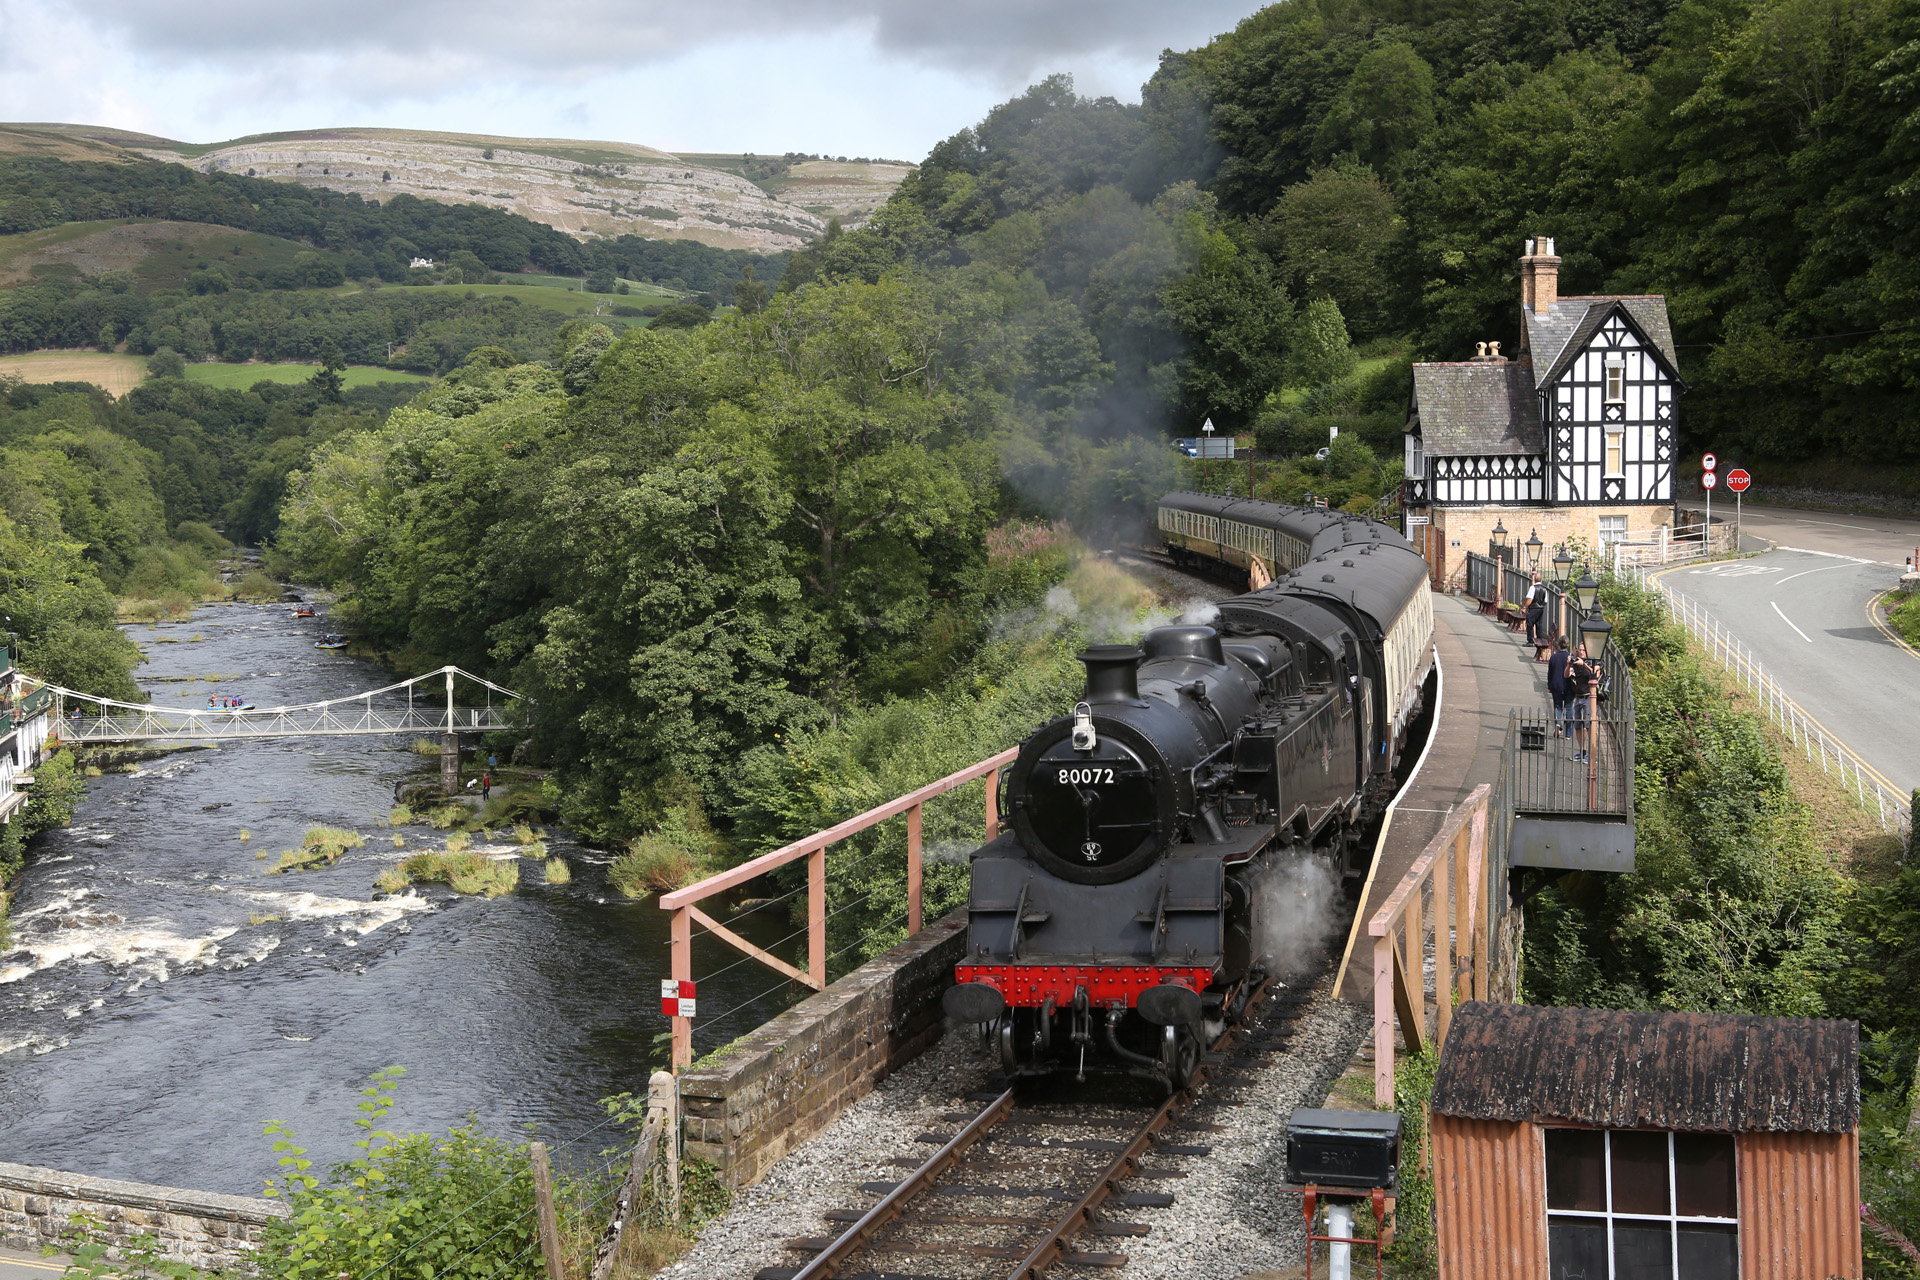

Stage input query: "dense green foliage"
[{"left": 771, "top": 0, "right": 1920, "bottom": 475}]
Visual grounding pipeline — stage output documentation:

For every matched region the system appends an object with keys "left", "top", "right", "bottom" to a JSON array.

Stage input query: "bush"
[
  {"left": 543, "top": 856, "right": 571, "bottom": 884},
  {"left": 233, "top": 571, "right": 284, "bottom": 602},
  {"left": 146, "top": 346, "right": 186, "bottom": 379},
  {"left": 260, "top": 1068, "right": 542, "bottom": 1280},
  {"left": 270, "top": 827, "right": 366, "bottom": 873},
  {"left": 384, "top": 850, "right": 519, "bottom": 897},
  {"left": 1892, "top": 591, "right": 1920, "bottom": 647}
]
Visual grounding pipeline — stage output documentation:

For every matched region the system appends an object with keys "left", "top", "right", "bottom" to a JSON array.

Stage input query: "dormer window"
[{"left": 1605, "top": 355, "right": 1626, "bottom": 404}]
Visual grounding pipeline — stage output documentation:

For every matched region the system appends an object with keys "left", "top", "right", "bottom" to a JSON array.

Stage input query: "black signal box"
[{"left": 1284, "top": 1108, "right": 1402, "bottom": 1192}]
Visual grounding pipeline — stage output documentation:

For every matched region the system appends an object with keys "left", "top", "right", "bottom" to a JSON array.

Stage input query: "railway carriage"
[{"left": 945, "top": 496, "right": 1435, "bottom": 1088}]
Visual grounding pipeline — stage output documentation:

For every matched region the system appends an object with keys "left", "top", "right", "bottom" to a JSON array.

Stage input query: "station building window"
[{"left": 1545, "top": 1128, "right": 1738, "bottom": 1280}]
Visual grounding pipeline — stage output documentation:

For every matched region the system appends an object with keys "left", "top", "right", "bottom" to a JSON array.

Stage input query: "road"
[
  {"left": 1655, "top": 549, "right": 1919, "bottom": 798},
  {"left": 1681, "top": 500, "right": 1920, "bottom": 568}
]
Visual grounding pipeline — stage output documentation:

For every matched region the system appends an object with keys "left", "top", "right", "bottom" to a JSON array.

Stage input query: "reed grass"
[{"left": 543, "top": 857, "right": 571, "bottom": 884}]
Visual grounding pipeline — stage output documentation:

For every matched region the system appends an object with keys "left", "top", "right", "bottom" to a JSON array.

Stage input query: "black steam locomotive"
[{"left": 943, "top": 494, "right": 1434, "bottom": 1087}]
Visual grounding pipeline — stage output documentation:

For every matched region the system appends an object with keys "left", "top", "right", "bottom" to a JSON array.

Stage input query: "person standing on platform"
[
  {"left": 1524, "top": 571, "right": 1549, "bottom": 653},
  {"left": 1548, "top": 637, "right": 1572, "bottom": 737}
]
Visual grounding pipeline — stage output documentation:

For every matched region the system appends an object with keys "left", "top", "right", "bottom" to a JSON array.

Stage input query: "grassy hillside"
[
  {"left": 0, "top": 219, "right": 327, "bottom": 289},
  {"left": 0, "top": 126, "right": 141, "bottom": 164}
]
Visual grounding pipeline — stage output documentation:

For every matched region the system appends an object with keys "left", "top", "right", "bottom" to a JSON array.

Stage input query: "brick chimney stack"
[{"left": 1519, "top": 236, "right": 1560, "bottom": 316}]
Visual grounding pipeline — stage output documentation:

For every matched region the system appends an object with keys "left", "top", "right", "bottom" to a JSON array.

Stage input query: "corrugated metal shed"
[
  {"left": 1431, "top": 1003, "right": 1859, "bottom": 1134},
  {"left": 1740, "top": 1129, "right": 1863, "bottom": 1280},
  {"left": 1431, "top": 1116, "right": 1548, "bottom": 1280}
]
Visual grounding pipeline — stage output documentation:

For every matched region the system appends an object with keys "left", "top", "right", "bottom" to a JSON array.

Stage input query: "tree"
[
  {"left": 734, "top": 265, "right": 769, "bottom": 316},
  {"left": 1313, "top": 44, "right": 1438, "bottom": 172},
  {"left": 146, "top": 347, "right": 186, "bottom": 380},
  {"left": 649, "top": 303, "right": 712, "bottom": 330},
  {"left": 1288, "top": 296, "right": 1356, "bottom": 390},
  {"left": 585, "top": 268, "right": 616, "bottom": 294},
  {"left": 1264, "top": 164, "right": 1400, "bottom": 339},
  {"left": 309, "top": 340, "right": 345, "bottom": 404}
]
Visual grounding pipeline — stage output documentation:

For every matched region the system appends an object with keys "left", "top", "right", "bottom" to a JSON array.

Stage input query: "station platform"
[{"left": 1334, "top": 591, "right": 1553, "bottom": 1001}]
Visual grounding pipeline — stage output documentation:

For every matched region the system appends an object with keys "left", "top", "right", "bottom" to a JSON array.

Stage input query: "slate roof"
[
  {"left": 1525, "top": 296, "right": 1680, "bottom": 386},
  {"left": 1408, "top": 361, "right": 1542, "bottom": 455},
  {"left": 1430, "top": 1003, "right": 1860, "bottom": 1135}
]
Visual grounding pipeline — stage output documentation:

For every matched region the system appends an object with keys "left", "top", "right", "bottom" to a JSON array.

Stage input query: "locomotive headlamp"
[{"left": 1070, "top": 701, "right": 1097, "bottom": 752}]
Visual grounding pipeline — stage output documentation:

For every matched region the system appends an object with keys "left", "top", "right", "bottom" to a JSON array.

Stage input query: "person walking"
[
  {"left": 481, "top": 771, "right": 492, "bottom": 802},
  {"left": 1524, "top": 571, "right": 1549, "bottom": 654},
  {"left": 1547, "top": 637, "right": 1572, "bottom": 737},
  {"left": 1566, "top": 643, "right": 1596, "bottom": 762}
]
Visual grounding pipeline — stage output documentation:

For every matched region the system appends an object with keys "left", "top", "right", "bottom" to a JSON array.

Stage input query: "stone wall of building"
[
  {"left": 1422, "top": 504, "right": 1675, "bottom": 590},
  {"left": 0, "top": 1161, "right": 286, "bottom": 1274},
  {"left": 679, "top": 911, "right": 968, "bottom": 1190}
]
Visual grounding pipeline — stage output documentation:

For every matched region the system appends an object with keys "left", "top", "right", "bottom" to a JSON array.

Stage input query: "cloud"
[{"left": 56, "top": 0, "right": 1254, "bottom": 85}]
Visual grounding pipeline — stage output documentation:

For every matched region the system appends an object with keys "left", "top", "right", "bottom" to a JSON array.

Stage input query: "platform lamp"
[
  {"left": 1552, "top": 545, "right": 1574, "bottom": 586},
  {"left": 1490, "top": 518, "right": 1509, "bottom": 566},
  {"left": 1574, "top": 570, "right": 1600, "bottom": 616},
  {"left": 1525, "top": 529, "right": 1543, "bottom": 571}
]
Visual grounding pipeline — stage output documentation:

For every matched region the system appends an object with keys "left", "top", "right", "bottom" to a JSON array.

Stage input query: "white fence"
[
  {"left": 1610, "top": 522, "right": 1716, "bottom": 570},
  {"left": 1621, "top": 563, "right": 1913, "bottom": 839}
]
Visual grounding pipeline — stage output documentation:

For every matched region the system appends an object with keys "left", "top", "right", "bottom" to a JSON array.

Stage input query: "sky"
[{"left": 0, "top": 0, "right": 1270, "bottom": 161}]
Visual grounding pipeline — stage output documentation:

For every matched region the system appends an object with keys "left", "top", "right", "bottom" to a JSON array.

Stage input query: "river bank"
[{"left": 0, "top": 597, "right": 807, "bottom": 1196}]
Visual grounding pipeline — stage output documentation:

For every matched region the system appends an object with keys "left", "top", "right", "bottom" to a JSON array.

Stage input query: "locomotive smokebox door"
[{"left": 1284, "top": 1108, "right": 1401, "bottom": 1191}]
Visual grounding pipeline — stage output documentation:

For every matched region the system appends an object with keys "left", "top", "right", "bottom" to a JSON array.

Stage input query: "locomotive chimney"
[{"left": 1079, "top": 645, "right": 1145, "bottom": 704}]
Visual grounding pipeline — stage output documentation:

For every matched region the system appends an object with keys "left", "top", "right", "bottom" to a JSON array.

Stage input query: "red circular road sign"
[
  {"left": 1726, "top": 469, "right": 1752, "bottom": 493},
  {"left": 1702, "top": 471, "right": 1718, "bottom": 489},
  {"left": 1702, "top": 453, "right": 1717, "bottom": 471}
]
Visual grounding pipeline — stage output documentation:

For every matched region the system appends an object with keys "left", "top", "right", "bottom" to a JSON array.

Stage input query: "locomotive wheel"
[{"left": 1159, "top": 1024, "right": 1200, "bottom": 1096}]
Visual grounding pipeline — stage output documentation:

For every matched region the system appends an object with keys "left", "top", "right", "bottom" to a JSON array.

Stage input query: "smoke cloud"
[{"left": 1256, "top": 856, "right": 1343, "bottom": 981}]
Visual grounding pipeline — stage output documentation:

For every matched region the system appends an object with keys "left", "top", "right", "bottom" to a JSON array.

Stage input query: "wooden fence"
[
  {"left": 1371, "top": 783, "right": 1492, "bottom": 1106},
  {"left": 656, "top": 748, "right": 1017, "bottom": 1068}
]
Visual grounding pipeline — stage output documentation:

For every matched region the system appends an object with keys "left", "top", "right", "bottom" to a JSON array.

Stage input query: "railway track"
[{"left": 755, "top": 971, "right": 1325, "bottom": 1280}]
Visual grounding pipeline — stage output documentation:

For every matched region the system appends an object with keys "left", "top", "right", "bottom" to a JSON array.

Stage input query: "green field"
[
  {"left": 183, "top": 362, "right": 436, "bottom": 390},
  {"left": 1274, "top": 353, "right": 1403, "bottom": 408},
  {"left": 351, "top": 279, "right": 679, "bottom": 326}
]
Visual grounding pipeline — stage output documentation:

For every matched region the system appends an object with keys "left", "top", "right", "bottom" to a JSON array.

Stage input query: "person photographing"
[{"left": 1565, "top": 642, "right": 1596, "bottom": 763}]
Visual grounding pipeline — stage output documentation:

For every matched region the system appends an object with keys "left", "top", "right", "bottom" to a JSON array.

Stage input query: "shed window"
[{"left": 1545, "top": 1129, "right": 1738, "bottom": 1280}]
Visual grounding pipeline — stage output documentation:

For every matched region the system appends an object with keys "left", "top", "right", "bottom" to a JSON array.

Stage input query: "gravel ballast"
[{"left": 664, "top": 972, "right": 1370, "bottom": 1280}]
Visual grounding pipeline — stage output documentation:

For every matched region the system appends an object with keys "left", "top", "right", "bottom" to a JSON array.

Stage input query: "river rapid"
[{"left": 0, "top": 599, "right": 802, "bottom": 1195}]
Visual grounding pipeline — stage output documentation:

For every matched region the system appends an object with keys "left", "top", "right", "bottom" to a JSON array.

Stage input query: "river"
[{"left": 0, "top": 599, "right": 804, "bottom": 1195}]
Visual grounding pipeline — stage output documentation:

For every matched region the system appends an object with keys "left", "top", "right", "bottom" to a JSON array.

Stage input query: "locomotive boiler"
[{"left": 942, "top": 496, "right": 1434, "bottom": 1087}]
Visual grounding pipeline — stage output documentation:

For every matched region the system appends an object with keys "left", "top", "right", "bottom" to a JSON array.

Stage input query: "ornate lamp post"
[
  {"left": 1551, "top": 546, "right": 1575, "bottom": 639},
  {"left": 1582, "top": 610, "right": 1614, "bottom": 807},
  {"left": 1525, "top": 529, "right": 1543, "bottom": 571},
  {"left": 1490, "top": 519, "right": 1509, "bottom": 567}
]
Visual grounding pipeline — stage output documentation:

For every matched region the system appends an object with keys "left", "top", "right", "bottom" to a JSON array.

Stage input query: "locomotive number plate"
[{"left": 1057, "top": 767, "right": 1116, "bottom": 784}]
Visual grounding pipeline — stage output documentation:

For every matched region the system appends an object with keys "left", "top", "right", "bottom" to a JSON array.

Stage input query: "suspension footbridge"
[{"left": 44, "top": 666, "right": 523, "bottom": 744}]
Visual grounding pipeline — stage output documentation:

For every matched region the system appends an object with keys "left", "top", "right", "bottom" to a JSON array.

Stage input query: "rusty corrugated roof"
[{"left": 1431, "top": 1003, "right": 1859, "bottom": 1134}]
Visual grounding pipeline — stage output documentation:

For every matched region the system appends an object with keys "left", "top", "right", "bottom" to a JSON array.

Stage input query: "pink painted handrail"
[
  {"left": 661, "top": 746, "right": 1018, "bottom": 1068},
  {"left": 1369, "top": 783, "right": 1491, "bottom": 1106}
]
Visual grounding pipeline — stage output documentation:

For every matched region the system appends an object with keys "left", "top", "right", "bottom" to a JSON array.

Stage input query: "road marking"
[
  {"left": 1795, "top": 518, "right": 1879, "bottom": 530},
  {"left": 1771, "top": 601, "right": 1813, "bottom": 642},
  {"left": 1776, "top": 546, "right": 1881, "bottom": 565},
  {"left": 1867, "top": 596, "right": 1920, "bottom": 666},
  {"left": 1775, "top": 563, "right": 1856, "bottom": 586}
]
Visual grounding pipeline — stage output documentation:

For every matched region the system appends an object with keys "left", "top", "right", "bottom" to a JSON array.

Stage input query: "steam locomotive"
[{"left": 942, "top": 494, "right": 1434, "bottom": 1087}]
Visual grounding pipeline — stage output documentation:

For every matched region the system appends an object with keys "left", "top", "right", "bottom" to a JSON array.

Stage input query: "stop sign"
[
  {"left": 1726, "top": 469, "right": 1751, "bottom": 493},
  {"left": 1702, "top": 471, "right": 1717, "bottom": 489}
]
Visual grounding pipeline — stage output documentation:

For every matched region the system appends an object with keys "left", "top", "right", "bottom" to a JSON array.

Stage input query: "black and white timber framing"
[{"left": 1405, "top": 238, "right": 1685, "bottom": 513}]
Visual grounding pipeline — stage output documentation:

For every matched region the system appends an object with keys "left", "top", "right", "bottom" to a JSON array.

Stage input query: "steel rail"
[
  {"left": 789, "top": 1086, "right": 1018, "bottom": 1280},
  {"left": 1005, "top": 977, "right": 1273, "bottom": 1280}
]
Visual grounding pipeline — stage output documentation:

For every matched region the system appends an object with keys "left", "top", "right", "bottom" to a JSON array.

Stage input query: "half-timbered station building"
[{"left": 1403, "top": 237, "right": 1684, "bottom": 588}]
